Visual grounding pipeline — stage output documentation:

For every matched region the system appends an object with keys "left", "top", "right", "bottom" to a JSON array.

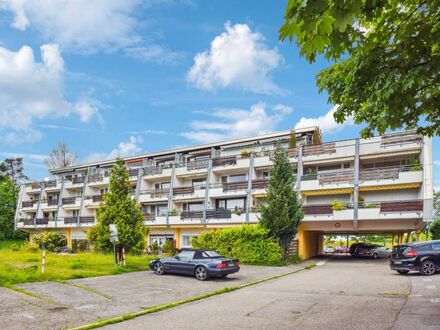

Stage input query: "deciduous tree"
[
  {"left": 280, "top": 0, "right": 440, "bottom": 137},
  {"left": 45, "top": 141, "right": 77, "bottom": 169}
]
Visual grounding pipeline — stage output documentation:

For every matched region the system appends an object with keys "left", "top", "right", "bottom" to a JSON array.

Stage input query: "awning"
[
  {"left": 360, "top": 150, "right": 420, "bottom": 160},
  {"left": 253, "top": 193, "right": 267, "bottom": 198},
  {"left": 359, "top": 183, "right": 421, "bottom": 191},
  {"left": 173, "top": 197, "right": 205, "bottom": 203},
  {"left": 303, "top": 157, "right": 354, "bottom": 165},
  {"left": 302, "top": 188, "right": 353, "bottom": 196}
]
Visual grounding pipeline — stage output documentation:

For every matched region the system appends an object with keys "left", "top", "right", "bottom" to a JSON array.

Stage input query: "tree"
[
  {"left": 45, "top": 141, "right": 77, "bottom": 169},
  {"left": 430, "top": 192, "right": 440, "bottom": 240},
  {"left": 0, "top": 158, "right": 29, "bottom": 186},
  {"left": 91, "top": 159, "right": 145, "bottom": 255},
  {"left": 0, "top": 176, "right": 27, "bottom": 240},
  {"left": 280, "top": 1, "right": 440, "bottom": 137},
  {"left": 260, "top": 144, "right": 303, "bottom": 259}
]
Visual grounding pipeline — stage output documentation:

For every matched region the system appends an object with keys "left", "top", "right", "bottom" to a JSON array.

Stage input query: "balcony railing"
[
  {"left": 173, "top": 186, "right": 195, "bottom": 195},
  {"left": 359, "top": 165, "right": 421, "bottom": 181},
  {"left": 212, "top": 156, "right": 237, "bottom": 167},
  {"left": 80, "top": 216, "right": 95, "bottom": 223},
  {"left": 222, "top": 181, "right": 248, "bottom": 192},
  {"left": 252, "top": 179, "right": 269, "bottom": 189},
  {"left": 64, "top": 217, "right": 78, "bottom": 224},
  {"left": 23, "top": 218, "right": 35, "bottom": 226},
  {"left": 31, "top": 183, "right": 42, "bottom": 190},
  {"left": 303, "top": 142, "right": 336, "bottom": 157},
  {"left": 72, "top": 176, "right": 85, "bottom": 184},
  {"left": 180, "top": 210, "right": 204, "bottom": 219},
  {"left": 88, "top": 174, "right": 103, "bottom": 183},
  {"left": 47, "top": 199, "right": 59, "bottom": 206},
  {"left": 143, "top": 213, "right": 156, "bottom": 221},
  {"left": 22, "top": 201, "right": 36, "bottom": 208},
  {"left": 36, "top": 218, "right": 49, "bottom": 225},
  {"left": 62, "top": 197, "right": 77, "bottom": 205},
  {"left": 128, "top": 168, "right": 139, "bottom": 177},
  {"left": 380, "top": 200, "right": 423, "bottom": 213},
  {"left": 140, "top": 188, "right": 170, "bottom": 198},
  {"left": 45, "top": 180, "right": 57, "bottom": 188},
  {"left": 206, "top": 209, "right": 232, "bottom": 219},
  {"left": 303, "top": 204, "right": 333, "bottom": 215},
  {"left": 187, "top": 159, "right": 209, "bottom": 171},
  {"left": 381, "top": 132, "right": 422, "bottom": 147},
  {"left": 92, "top": 195, "right": 104, "bottom": 203}
]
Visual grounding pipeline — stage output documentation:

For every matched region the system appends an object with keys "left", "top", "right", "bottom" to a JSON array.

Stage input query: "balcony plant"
[
  {"left": 406, "top": 158, "right": 421, "bottom": 171},
  {"left": 250, "top": 205, "right": 261, "bottom": 213},
  {"left": 169, "top": 208, "right": 178, "bottom": 216},
  {"left": 240, "top": 149, "right": 252, "bottom": 158},
  {"left": 232, "top": 206, "right": 242, "bottom": 216},
  {"left": 288, "top": 131, "right": 297, "bottom": 148},
  {"left": 331, "top": 200, "right": 347, "bottom": 211}
]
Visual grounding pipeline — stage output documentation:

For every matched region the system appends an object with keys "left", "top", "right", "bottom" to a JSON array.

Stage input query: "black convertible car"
[{"left": 149, "top": 249, "right": 240, "bottom": 281}]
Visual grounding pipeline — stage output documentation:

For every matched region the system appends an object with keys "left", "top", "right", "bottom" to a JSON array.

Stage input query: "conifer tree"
[
  {"left": 93, "top": 158, "right": 145, "bottom": 254},
  {"left": 260, "top": 144, "right": 303, "bottom": 259}
]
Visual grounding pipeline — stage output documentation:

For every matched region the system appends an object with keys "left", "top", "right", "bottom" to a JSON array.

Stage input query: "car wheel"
[
  {"left": 373, "top": 253, "right": 379, "bottom": 259},
  {"left": 153, "top": 262, "right": 165, "bottom": 275},
  {"left": 397, "top": 270, "right": 409, "bottom": 275},
  {"left": 195, "top": 266, "right": 208, "bottom": 281},
  {"left": 420, "top": 260, "right": 436, "bottom": 276}
]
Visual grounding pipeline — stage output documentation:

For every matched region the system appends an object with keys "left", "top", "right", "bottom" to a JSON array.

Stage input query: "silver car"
[{"left": 371, "top": 246, "right": 392, "bottom": 259}]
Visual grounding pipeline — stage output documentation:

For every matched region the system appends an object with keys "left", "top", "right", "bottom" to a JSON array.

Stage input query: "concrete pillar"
[
  {"left": 245, "top": 153, "right": 254, "bottom": 223},
  {"left": 416, "top": 230, "right": 421, "bottom": 242},
  {"left": 408, "top": 231, "right": 413, "bottom": 243},
  {"left": 174, "top": 228, "right": 181, "bottom": 249},
  {"left": 391, "top": 234, "right": 395, "bottom": 246},
  {"left": 353, "top": 138, "right": 360, "bottom": 220},
  {"left": 66, "top": 228, "right": 72, "bottom": 249}
]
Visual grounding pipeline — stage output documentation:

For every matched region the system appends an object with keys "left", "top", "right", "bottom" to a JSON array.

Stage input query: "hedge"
[{"left": 191, "top": 225, "right": 283, "bottom": 265}]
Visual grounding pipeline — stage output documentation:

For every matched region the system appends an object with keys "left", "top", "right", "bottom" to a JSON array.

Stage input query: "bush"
[
  {"left": 33, "top": 232, "right": 67, "bottom": 253},
  {"left": 23, "top": 242, "right": 40, "bottom": 253},
  {"left": 10, "top": 243, "right": 20, "bottom": 251},
  {"left": 163, "top": 240, "right": 173, "bottom": 254},
  {"left": 430, "top": 220, "right": 440, "bottom": 240},
  {"left": 72, "top": 239, "right": 89, "bottom": 253},
  {"left": 191, "top": 225, "right": 283, "bottom": 265},
  {"left": 332, "top": 200, "right": 347, "bottom": 211}
]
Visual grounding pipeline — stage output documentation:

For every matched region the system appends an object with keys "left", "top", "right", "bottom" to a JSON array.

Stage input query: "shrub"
[
  {"left": 72, "top": 239, "right": 89, "bottom": 253},
  {"left": 33, "top": 232, "right": 67, "bottom": 253},
  {"left": 163, "top": 240, "right": 173, "bottom": 254},
  {"left": 191, "top": 225, "right": 283, "bottom": 265},
  {"left": 430, "top": 220, "right": 440, "bottom": 240},
  {"left": 332, "top": 200, "right": 347, "bottom": 211},
  {"left": 10, "top": 243, "right": 20, "bottom": 251},
  {"left": 240, "top": 149, "right": 252, "bottom": 158},
  {"left": 289, "top": 254, "right": 302, "bottom": 264},
  {"left": 23, "top": 242, "right": 39, "bottom": 253}
]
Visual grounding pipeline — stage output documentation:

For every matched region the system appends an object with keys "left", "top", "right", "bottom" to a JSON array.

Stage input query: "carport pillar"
[
  {"left": 66, "top": 228, "right": 72, "bottom": 249},
  {"left": 408, "top": 231, "right": 413, "bottom": 243},
  {"left": 391, "top": 234, "right": 395, "bottom": 246},
  {"left": 353, "top": 139, "right": 360, "bottom": 220},
  {"left": 416, "top": 230, "right": 421, "bottom": 242}
]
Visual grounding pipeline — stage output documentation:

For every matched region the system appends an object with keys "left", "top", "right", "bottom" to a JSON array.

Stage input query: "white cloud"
[
  {"left": 84, "top": 136, "right": 142, "bottom": 162},
  {"left": 187, "top": 22, "right": 283, "bottom": 94},
  {"left": 181, "top": 103, "right": 292, "bottom": 143},
  {"left": 125, "top": 45, "right": 182, "bottom": 64},
  {"left": 0, "top": 44, "right": 102, "bottom": 144},
  {"left": 0, "top": 0, "right": 141, "bottom": 53},
  {"left": 294, "top": 106, "right": 353, "bottom": 133},
  {"left": 434, "top": 160, "right": 440, "bottom": 166}
]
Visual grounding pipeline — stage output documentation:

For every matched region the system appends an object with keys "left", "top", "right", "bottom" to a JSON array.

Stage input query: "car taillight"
[
  {"left": 235, "top": 261, "right": 240, "bottom": 267},
  {"left": 216, "top": 262, "right": 227, "bottom": 269},
  {"left": 404, "top": 247, "right": 417, "bottom": 257}
]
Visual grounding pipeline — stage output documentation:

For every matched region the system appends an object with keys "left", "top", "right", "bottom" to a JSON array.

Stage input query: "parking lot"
[{"left": 1, "top": 255, "right": 439, "bottom": 329}]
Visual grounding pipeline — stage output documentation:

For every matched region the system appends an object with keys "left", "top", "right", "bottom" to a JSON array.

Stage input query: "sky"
[{"left": 0, "top": 0, "right": 438, "bottom": 187}]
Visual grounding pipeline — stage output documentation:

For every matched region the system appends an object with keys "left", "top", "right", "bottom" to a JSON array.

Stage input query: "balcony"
[
  {"left": 222, "top": 181, "right": 248, "bottom": 192},
  {"left": 143, "top": 165, "right": 172, "bottom": 179},
  {"left": 173, "top": 186, "right": 195, "bottom": 195},
  {"left": 180, "top": 210, "right": 204, "bottom": 219},
  {"left": 138, "top": 188, "right": 170, "bottom": 203},
  {"left": 301, "top": 169, "right": 354, "bottom": 191},
  {"left": 44, "top": 180, "right": 57, "bottom": 188},
  {"left": 92, "top": 195, "right": 104, "bottom": 203},
  {"left": 64, "top": 217, "right": 78, "bottom": 224},
  {"left": 212, "top": 156, "right": 237, "bottom": 167},
  {"left": 22, "top": 201, "right": 36, "bottom": 208},
  {"left": 380, "top": 200, "right": 423, "bottom": 213},
  {"left": 381, "top": 132, "right": 422, "bottom": 147},
  {"left": 252, "top": 179, "right": 269, "bottom": 189},
  {"left": 303, "top": 204, "right": 333, "bottom": 215},
  {"left": 31, "top": 182, "right": 42, "bottom": 190},
  {"left": 128, "top": 168, "right": 139, "bottom": 177},
  {"left": 359, "top": 165, "right": 422, "bottom": 189},
  {"left": 143, "top": 213, "right": 156, "bottom": 221},
  {"left": 23, "top": 218, "right": 35, "bottom": 226},
  {"left": 187, "top": 159, "right": 209, "bottom": 171},
  {"left": 303, "top": 142, "right": 336, "bottom": 157},
  {"left": 80, "top": 216, "right": 95, "bottom": 223},
  {"left": 62, "top": 197, "right": 77, "bottom": 205},
  {"left": 73, "top": 176, "right": 86, "bottom": 184},
  {"left": 36, "top": 218, "right": 49, "bottom": 225},
  {"left": 205, "top": 209, "right": 232, "bottom": 219}
]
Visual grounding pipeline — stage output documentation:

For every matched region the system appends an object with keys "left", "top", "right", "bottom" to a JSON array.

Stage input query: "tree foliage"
[
  {"left": 0, "top": 176, "right": 27, "bottom": 240},
  {"left": 280, "top": 0, "right": 440, "bottom": 137},
  {"left": 0, "top": 158, "right": 29, "bottom": 186},
  {"left": 45, "top": 141, "right": 77, "bottom": 169},
  {"left": 260, "top": 144, "right": 303, "bottom": 258},
  {"left": 431, "top": 192, "right": 440, "bottom": 240},
  {"left": 91, "top": 159, "right": 145, "bottom": 254}
]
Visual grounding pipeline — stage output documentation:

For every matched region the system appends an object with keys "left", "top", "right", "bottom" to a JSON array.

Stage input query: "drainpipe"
[
  {"left": 353, "top": 139, "right": 360, "bottom": 221},
  {"left": 55, "top": 177, "right": 65, "bottom": 228},
  {"left": 135, "top": 168, "right": 143, "bottom": 203},
  {"left": 245, "top": 153, "right": 254, "bottom": 223},
  {"left": 35, "top": 182, "right": 44, "bottom": 227},
  {"left": 166, "top": 162, "right": 176, "bottom": 225}
]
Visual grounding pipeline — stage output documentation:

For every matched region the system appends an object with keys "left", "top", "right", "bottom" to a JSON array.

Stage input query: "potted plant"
[
  {"left": 169, "top": 208, "right": 178, "bottom": 216},
  {"left": 332, "top": 200, "right": 347, "bottom": 211},
  {"left": 240, "top": 149, "right": 252, "bottom": 158}
]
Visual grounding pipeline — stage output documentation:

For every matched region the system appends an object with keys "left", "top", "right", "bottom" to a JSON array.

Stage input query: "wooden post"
[{"left": 42, "top": 249, "right": 46, "bottom": 274}]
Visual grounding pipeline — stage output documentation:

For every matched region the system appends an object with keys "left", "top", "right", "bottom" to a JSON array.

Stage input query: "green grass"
[
  {"left": 0, "top": 246, "right": 155, "bottom": 287},
  {"left": 0, "top": 240, "right": 26, "bottom": 250}
]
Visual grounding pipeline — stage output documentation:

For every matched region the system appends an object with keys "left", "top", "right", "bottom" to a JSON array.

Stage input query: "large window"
[
  {"left": 183, "top": 202, "right": 204, "bottom": 211},
  {"left": 181, "top": 235, "right": 198, "bottom": 248},
  {"left": 156, "top": 204, "right": 168, "bottom": 216},
  {"left": 216, "top": 198, "right": 246, "bottom": 210},
  {"left": 155, "top": 182, "right": 170, "bottom": 189}
]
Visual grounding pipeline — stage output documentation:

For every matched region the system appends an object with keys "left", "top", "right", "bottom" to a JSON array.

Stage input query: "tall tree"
[
  {"left": 91, "top": 159, "right": 145, "bottom": 254},
  {"left": 0, "top": 176, "right": 27, "bottom": 240},
  {"left": 260, "top": 144, "right": 303, "bottom": 259},
  {"left": 430, "top": 192, "right": 440, "bottom": 240},
  {"left": 0, "top": 158, "right": 29, "bottom": 186},
  {"left": 280, "top": 0, "right": 440, "bottom": 137},
  {"left": 45, "top": 141, "right": 77, "bottom": 169}
]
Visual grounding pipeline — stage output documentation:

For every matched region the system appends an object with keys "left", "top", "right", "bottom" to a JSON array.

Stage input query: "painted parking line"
[{"left": 425, "top": 285, "right": 436, "bottom": 290}]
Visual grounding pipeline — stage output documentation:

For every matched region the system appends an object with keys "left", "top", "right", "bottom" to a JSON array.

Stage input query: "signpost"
[{"left": 109, "top": 224, "right": 119, "bottom": 266}]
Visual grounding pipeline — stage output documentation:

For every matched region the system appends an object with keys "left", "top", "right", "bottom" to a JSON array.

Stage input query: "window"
[
  {"left": 183, "top": 202, "right": 204, "bottom": 211},
  {"left": 202, "top": 250, "right": 222, "bottom": 258},
  {"left": 216, "top": 198, "right": 246, "bottom": 210},
  {"left": 263, "top": 172, "right": 270, "bottom": 179},
  {"left": 192, "top": 178, "right": 206, "bottom": 187},
  {"left": 72, "top": 210, "right": 79, "bottom": 217},
  {"left": 432, "top": 243, "right": 440, "bottom": 251},
  {"left": 100, "top": 188, "right": 108, "bottom": 195},
  {"left": 181, "top": 235, "right": 198, "bottom": 248},
  {"left": 75, "top": 189, "right": 82, "bottom": 197},
  {"left": 155, "top": 182, "right": 170, "bottom": 189},
  {"left": 156, "top": 204, "right": 168, "bottom": 216},
  {"left": 318, "top": 164, "right": 341, "bottom": 172},
  {"left": 176, "top": 250, "right": 195, "bottom": 261},
  {"left": 229, "top": 174, "right": 246, "bottom": 182}
]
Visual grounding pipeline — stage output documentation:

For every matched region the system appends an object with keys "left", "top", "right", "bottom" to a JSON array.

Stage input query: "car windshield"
[{"left": 202, "top": 251, "right": 222, "bottom": 258}]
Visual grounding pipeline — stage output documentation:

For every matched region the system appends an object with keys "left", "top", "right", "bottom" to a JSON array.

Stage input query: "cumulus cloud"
[
  {"left": 187, "top": 22, "right": 283, "bottom": 94},
  {"left": 0, "top": 44, "right": 102, "bottom": 144},
  {"left": 181, "top": 103, "right": 292, "bottom": 143},
  {"left": 84, "top": 136, "right": 143, "bottom": 162},
  {"left": 0, "top": 0, "right": 141, "bottom": 53},
  {"left": 294, "top": 106, "right": 353, "bottom": 133}
]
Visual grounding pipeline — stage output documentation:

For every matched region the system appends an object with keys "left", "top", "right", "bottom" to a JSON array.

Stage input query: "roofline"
[{"left": 50, "top": 126, "right": 318, "bottom": 174}]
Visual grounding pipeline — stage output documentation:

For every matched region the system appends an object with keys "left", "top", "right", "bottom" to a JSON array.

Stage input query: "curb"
[{"left": 69, "top": 262, "right": 316, "bottom": 330}]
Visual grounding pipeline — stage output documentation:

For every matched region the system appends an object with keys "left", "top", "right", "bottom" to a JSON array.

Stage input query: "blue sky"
[{"left": 0, "top": 0, "right": 438, "bottom": 186}]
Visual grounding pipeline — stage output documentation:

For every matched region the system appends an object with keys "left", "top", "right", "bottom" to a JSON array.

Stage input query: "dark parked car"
[
  {"left": 390, "top": 240, "right": 440, "bottom": 276},
  {"left": 349, "top": 243, "right": 379, "bottom": 256},
  {"left": 149, "top": 249, "right": 240, "bottom": 281}
]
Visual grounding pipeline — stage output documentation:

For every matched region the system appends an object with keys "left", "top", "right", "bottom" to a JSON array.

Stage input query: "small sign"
[{"left": 109, "top": 224, "right": 118, "bottom": 243}]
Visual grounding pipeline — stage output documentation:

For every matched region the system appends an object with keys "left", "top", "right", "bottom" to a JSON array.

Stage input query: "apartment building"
[{"left": 14, "top": 127, "right": 433, "bottom": 259}]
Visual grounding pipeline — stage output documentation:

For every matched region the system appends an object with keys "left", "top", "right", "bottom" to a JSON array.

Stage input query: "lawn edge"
[{"left": 69, "top": 262, "right": 316, "bottom": 330}]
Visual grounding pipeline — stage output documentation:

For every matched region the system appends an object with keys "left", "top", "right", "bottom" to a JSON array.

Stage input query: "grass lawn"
[{"left": 0, "top": 241, "right": 156, "bottom": 287}]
